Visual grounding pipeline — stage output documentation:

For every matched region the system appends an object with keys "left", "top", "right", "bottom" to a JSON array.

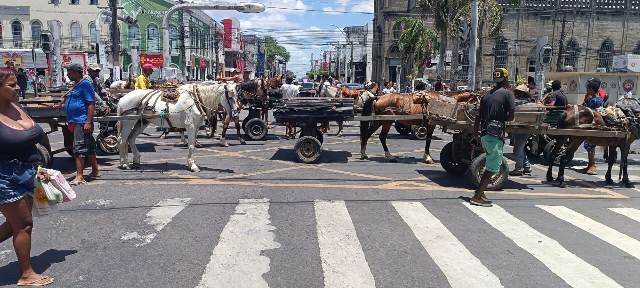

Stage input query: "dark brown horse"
[
  {"left": 238, "top": 76, "right": 283, "bottom": 127},
  {"left": 546, "top": 105, "right": 636, "bottom": 188}
]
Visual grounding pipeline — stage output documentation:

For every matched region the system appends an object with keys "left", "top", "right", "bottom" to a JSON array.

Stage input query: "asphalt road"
[{"left": 1, "top": 119, "right": 640, "bottom": 288}]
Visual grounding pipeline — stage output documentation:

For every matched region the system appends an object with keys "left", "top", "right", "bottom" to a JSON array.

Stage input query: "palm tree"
[
  {"left": 396, "top": 17, "right": 439, "bottom": 80},
  {"left": 417, "top": 0, "right": 470, "bottom": 79}
]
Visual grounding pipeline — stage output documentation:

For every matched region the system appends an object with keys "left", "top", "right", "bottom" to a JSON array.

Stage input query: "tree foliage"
[
  {"left": 263, "top": 36, "right": 290, "bottom": 66},
  {"left": 396, "top": 17, "right": 439, "bottom": 78}
]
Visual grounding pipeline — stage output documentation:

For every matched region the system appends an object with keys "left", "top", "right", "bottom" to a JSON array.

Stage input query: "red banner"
[{"left": 140, "top": 54, "right": 164, "bottom": 68}]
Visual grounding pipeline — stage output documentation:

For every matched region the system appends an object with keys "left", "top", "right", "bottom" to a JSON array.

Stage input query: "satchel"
[{"left": 485, "top": 120, "right": 505, "bottom": 138}]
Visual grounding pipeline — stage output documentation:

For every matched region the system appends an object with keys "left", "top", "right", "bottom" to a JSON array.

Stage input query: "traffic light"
[
  {"left": 458, "top": 19, "right": 469, "bottom": 43},
  {"left": 540, "top": 44, "right": 552, "bottom": 65}
]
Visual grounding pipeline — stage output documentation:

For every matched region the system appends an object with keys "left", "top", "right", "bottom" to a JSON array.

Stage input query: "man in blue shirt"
[
  {"left": 579, "top": 78, "right": 604, "bottom": 175},
  {"left": 64, "top": 63, "right": 100, "bottom": 185}
]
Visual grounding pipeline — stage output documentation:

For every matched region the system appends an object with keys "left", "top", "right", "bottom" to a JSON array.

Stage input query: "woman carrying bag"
[{"left": 0, "top": 70, "right": 54, "bottom": 286}]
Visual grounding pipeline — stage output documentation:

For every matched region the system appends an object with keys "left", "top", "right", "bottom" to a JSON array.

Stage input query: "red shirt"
[{"left": 597, "top": 89, "right": 608, "bottom": 101}]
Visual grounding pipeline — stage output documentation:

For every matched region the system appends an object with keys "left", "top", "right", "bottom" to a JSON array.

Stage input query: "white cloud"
[
  {"left": 322, "top": 6, "right": 348, "bottom": 15},
  {"left": 264, "top": 0, "right": 309, "bottom": 14},
  {"left": 240, "top": 13, "right": 298, "bottom": 30},
  {"left": 351, "top": 0, "right": 374, "bottom": 13}
]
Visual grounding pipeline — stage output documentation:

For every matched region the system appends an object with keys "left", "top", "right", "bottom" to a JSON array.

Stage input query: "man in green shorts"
[{"left": 472, "top": 68, "right": 515, "bottom": 207}]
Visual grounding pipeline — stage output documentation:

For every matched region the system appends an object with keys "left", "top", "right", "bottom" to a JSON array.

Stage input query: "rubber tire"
[
  {"left": 394, "top": 122, "right": 412, "bottom": 136},
  {"left": 294, "top": 136, "right": 322, "bottom": 164},
  {"left": 468, "top": 153, "right": 509, "bottom": 191},
  {"left": 35, "top": 143, "right": 53, "bottom": 168},
  {"left": 525, "top": 135, "right": 543, "bottom": 158},
  {"left": 97, "top": 132, "right": 120, "bottom": 155},
  {"left": 440, "top": 142, "right": 469, "bottom": 175},
  {"left": 411, "top": 125, "right": 428, "bottom": 140},
  {"left": 244, "top": 118, "right": 268, "bottom": 141}
]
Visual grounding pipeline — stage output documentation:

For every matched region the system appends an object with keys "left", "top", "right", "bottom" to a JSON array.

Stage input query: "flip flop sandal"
[
  {"left": 69, "top": 179, "right": 87, "bottom": 186},
  {"left": 17, "top": 276, "right": 54, "bottom": 286},
  {"left": 470, "top": 198, "right": 493, "bottom": 207}
]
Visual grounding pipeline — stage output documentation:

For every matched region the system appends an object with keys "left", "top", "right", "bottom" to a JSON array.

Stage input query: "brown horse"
[
  {"left": 238, "top": 76, "right": 283, "bottom": 126},
  {"left": 360, "top": 91, "right": 481, "bottom": 162},
  {"left": 546, "top": 105, "right": 636, "bottom": 188}
]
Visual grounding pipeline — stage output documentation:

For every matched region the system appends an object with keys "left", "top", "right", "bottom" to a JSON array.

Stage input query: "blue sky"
[{"left": 204, "top": 0, "right": 374, "bottom": 78}]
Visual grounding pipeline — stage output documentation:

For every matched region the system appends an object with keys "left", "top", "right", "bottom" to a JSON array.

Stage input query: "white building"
[{"left": 1, "top": 1, "right": 108, "bottom": 53}]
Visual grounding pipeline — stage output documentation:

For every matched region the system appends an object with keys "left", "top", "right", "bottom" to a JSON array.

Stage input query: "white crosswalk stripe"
[
  {"left": 197, "top": 198, "right": 280, "bottom": 288},
  {"left": 538, "top": 205, "right": 640, "bottom": 260},
  {"left": 609, "top": 207, "right": 640, "bottom": 223},
  {"left": 465, "top": 202, "right": 622, "bottom": 288},
  {"left": 121, "top": 197, "right": 191, "bottom": 246},
  {"left": 392, "top": 201, "right": 503, "bottom": 288},
  {"left": 315, "top": 200, "right": 376, "bottom": 288}
]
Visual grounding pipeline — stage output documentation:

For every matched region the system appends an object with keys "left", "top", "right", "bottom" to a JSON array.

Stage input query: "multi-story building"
[
  {"left": 373, "top": 0, "right": 640, "bottom": 86},
  {"left": 121, "top": 0, "right": 222, "bottom": 80},
  {"left": 242, "top": 34, "right": 257, "bottom": 80}
]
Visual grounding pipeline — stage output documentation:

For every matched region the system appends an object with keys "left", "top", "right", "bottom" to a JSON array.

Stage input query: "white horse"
[{"left": 117, "top": 83, "right": 239, "bottom": 172}]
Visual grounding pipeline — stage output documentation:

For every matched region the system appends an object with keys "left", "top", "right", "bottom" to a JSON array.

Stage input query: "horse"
[
  {"left": 199, "top": 82, "right": 244, "bottom": 147},
  {"left": 237, "top": 76, "right": 283, "bottom": 127},
  {"left": 546, "top": 104, "right": 636, "bottom": 188},
  {"left": 116, "top": 82, "right": 239, "bottom": 172},
  {"left": 359, "top": 91, "right": 481, "bottom": 163}
]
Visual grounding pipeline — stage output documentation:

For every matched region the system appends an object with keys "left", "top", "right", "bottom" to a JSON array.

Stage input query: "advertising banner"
[
  {"left": 140, "top": 54, "right": 164, "bottom": 68},
  {"left": 223, "top": 18, "right": 242, "bottom": 52}
]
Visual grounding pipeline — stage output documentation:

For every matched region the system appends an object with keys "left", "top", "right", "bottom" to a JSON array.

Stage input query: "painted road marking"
[
  {"left": 315, "top": 200, "right": 376, "bottom": 288},
  {"left": 465, "top": 203, "right": 622, "bottom": 288},
  {"left": 392, "top": 202, "right": 503, "bottom": 288},
  {"left": 121, "top": 198, "right": 191, "bottom": 247},
  {"left": 538, "top": 205, "right": 640, "bottom": 260},
  {"left": 197, "top": 199, "right": 280, "bottom": 288},
  {"left": 609, "top": 208, "right": 640, "bottom": 223}
]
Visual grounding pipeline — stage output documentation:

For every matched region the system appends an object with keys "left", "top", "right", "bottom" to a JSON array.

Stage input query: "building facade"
[
  {"left": 121, "top": 0, "right": 222, "bottom": 80},
  {"left": 373, "top": 0, "right": 640, "bottom": 86},
  {"left": 1, "top": 0, "right": 108, "bottom": 58}
]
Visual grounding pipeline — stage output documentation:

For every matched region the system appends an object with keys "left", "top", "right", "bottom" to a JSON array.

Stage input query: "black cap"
[{"left": 66, "top": 63, "right": 84, "bottom": 73}]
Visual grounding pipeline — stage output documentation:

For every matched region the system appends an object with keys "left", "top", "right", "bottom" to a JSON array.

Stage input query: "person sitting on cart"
[
  {"left": 135, "top": 64, "right": 154, "bottom": 90},
  {"left": 509, "top": 84, "right": 534, "bottom": 177},
  {"left": 577, "top": 78, "right": 605, "bottom": 175},
  {"left": 472, "top": 68, "right": 515, "bottom": 207},
  {"left": 545, "top": 80, "right": 567, "bottom": 107},
  {"left": 64, "top": 63, "right": 101, "bottom": 185},
  {"left": 85, "top": 63, "right": 110, "bottom": 116}
]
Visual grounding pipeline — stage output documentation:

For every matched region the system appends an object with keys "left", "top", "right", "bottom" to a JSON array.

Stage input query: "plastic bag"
[
  {"left": 39, "top": 167, "right": 76, "bottom": 202},
  {"left": 32, "top": 181, "right": 50, "bottom": 217},
  {"left": 42, "top": 181, "right": 64, "bottom": 204}
]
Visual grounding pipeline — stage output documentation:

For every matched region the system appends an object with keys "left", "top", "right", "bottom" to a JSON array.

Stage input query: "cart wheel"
[
  {"left": 97, "top": 132, "right": 120, "bottom": 155},
  {"left": 242, "top": 117, "right": 250, "bottom": 130},
  {"left": 394, "top": 122, "right": 411, "bottom": 136},
  {"left": 62, "top": 125, "right": 74, "bottom": 156},
  {"left": 440, "top": 142, "right": 469, "bottom": 175},
  {"left": 244, "top": 118, "right": 268, "bottom": 141},
  {"left": 35, "top": 143, "right": 53, "bottom": 168},
  {"left": 468, "top": 154, "right": 508, "bottom": 191},
  {"left": 525, "top": 135, "right": 542, "bottom": 158},
  {"left": 411, "top": 125, "right": 429, "bottom": 140},
  {"left": 294, "top": 136, "right": 322, "bottom": 164},
  {"left": 544, "top": 139, "right": 572, "bottom": 165}
]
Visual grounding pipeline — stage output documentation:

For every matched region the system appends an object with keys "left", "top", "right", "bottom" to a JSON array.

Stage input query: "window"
[
  {"left": 598, "top": 39, "right": 614, "bottom": 70},
  {"left": 387, "top": 45, "right": 399, "bottom": 58},
  {"left": 88, "top": 22, "right": 97, "bottom": 45},
  {"left": 90, "top": 0, "right": 99, "bottom": 4},
  {"left": 70, "top": 22, "right": 82, "bottom": 49},
  {"left": 70, "top": 0, "right": 80, "bottom": 5},
  {"left": 633, "top": 41, "right": 640, "bottom": 55},
  {"left": 146, "top": 24, "right": 159, "bottom": 52},
  {"left": 11, "top": 20, "right": 22, "bottom": 48},
  {"left": 493, "top": 37, "right": 508, "bottom": 69},
  {"left": 170, "top": 25, "right": 179, "bottom": 53},
  {"left": 564, "top": 38, "right": 579, "bottom": 70},
  {"left": 128, "top": 24, "right": 140, "bottom": 48},
  {"left": 31, "top": 20, "right": 42, "bottom": 46},
  {"left": 392, "top": 21, "right": 402, "bottom": 40}
]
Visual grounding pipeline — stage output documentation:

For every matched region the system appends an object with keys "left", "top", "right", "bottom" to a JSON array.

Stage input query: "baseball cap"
[
  {"left": 88, "top": 63, "right": 101, "bottom": 71},
  {"left": 492, "top": 68, "right": 510, "bottom": 83},
  {"left": 142, "top": 63, "right": 154, "bottom": 70},
  {"left": 66, "top": 63, "right": 84, "bottom": 73}
]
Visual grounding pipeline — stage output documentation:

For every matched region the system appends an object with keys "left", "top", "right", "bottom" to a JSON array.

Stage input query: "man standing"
[
  {"left": 16, "top": 68, "right": 28, "bottom": 98},
  {"left": 579, "top": 78, "right": 605, "bottom": 175},
  {"left": 281, "top": 76, "right": 300, "bottom": 139},
  {"left": 135, "top": 64, "right": 154, "bottom": 90},
  {"left": 64, "top": 63, "right": 100, "bottom": 185},
  {"left": 472, "top": 68, "right": 515, "bottom": 207},
  {"left": 546, "top": 80, "right": 567, "bottom": 107},
  {"left": 509, "top": 84, "right": 533, "bottom": 176}
]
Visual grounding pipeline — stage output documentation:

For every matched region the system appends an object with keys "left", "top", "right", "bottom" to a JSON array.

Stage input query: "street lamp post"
[
  {"left": 162, "top": 2, "right": 265, "bottom": 72},
  {"left": 332, "top": 24, "right": 354, "bottom": 83}
]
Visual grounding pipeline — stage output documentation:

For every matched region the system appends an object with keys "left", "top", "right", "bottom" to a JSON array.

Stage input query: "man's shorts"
[
  {"left": 69, "top": 123, "right": 96, "bottom": 156},
  {"left": 583, "top": 141, "right": 596, "bottom": 151},
  {"left": 481, "top": 135, "right": 504, "bottom": 173}
]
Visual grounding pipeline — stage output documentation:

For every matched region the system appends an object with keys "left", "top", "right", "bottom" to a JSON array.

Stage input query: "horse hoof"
[
  {"left": 360, "top": 154, "right": 368, "bottom": 160},
  {"left": 555, "top": 181, "right": 567, "bottom": 188},
  {"left": 118, "top": 164, "right": 129, "bottom": 170},
  {"left": 190, "top": 166, "right": 201, "bottom": 173},
  {"left": 423, "top": 154, "right": 434, "bottom": 164},
  {"left": 131, "top": 162, "right": 141, "bottom": 169},
  {"left": 240, "top": 139, "right": 247, "bottom": 145},
  {"left": 624, "top": 182, "right": 635, "bottom": 189},
  {"left": 605, "top": 178, "right": 614, "bottom": 185}
]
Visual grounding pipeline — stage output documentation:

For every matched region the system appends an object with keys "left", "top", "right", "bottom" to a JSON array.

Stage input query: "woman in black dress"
[{"left": 0, "top": 70, "right": 54, "bottom": 286}]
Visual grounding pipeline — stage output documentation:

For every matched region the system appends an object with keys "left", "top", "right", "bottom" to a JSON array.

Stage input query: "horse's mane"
[{"left": 240, "top": 80, "right": 258, "bottom": 93}]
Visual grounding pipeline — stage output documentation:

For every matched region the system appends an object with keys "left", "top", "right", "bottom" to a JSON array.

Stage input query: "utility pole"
[
  {"left": 468, "top": 0, "right": 478, "bottom": 90},
  {"left": 109, "top": 0, "right": 120, "bottom": 72},
  {"left": 555, "top": 13, "right": 567, "bottom": 72},
  {"left": 179, "top": 0, "right": 186, "bottom": 75}
]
